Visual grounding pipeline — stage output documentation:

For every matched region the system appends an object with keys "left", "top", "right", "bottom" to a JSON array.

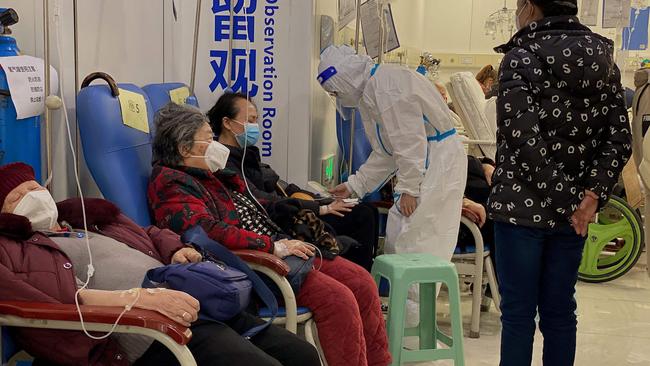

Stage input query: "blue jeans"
[{"left": 495, "top": 222, "right": 586, "bottom": 366}]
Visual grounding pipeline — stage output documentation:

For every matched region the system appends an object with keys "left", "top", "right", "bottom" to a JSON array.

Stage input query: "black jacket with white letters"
[{"left": 487, "top": 16, "right": 632, "bottom": 229}]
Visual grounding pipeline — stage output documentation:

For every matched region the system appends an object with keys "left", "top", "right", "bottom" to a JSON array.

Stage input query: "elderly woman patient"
[
  {"left": 0, "top": 162, "right": 319, "bottom": 366},
  {"left": 148, "top": 102, "right": 391, "bottom": 366}
]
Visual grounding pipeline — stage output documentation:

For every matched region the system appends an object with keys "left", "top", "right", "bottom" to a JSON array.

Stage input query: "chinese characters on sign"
[
  {"left": 0, "top": 55, "right": 59, "bottom": 119},
  {"left": 210, "top": 0, "right": 259, "bottom": 97},
  {"left": 210, "top": 0, "right": 279, "bottom": 158}
]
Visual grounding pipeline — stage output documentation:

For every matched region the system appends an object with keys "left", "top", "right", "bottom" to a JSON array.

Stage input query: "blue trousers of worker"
[{"left": 495, "top": 222, "right": 586, "bottom": 366}]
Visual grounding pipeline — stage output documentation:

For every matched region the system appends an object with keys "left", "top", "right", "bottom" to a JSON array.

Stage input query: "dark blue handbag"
[
  {"left": 143, "top": 261, "right": 253, "bottom": 322},
  {"left": 143, "top": 226, "right": 278, "bottom": 338}
]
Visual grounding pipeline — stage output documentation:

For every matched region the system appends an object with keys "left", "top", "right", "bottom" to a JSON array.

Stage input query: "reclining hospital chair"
[
  {"left": 143, "top": 83, "right": 199, "bottom": 110},
  {"left": 1, "top": 301, "right": 196, "bottom": 366},
  {"left": 75, "top": 74, "right": 323, "bottom": 361},
  {"left": 0, "top": 74, "right": 197, "bottom": 366},
  {"left": 446, "top": 72, "right": 498, "bottom": 161}
]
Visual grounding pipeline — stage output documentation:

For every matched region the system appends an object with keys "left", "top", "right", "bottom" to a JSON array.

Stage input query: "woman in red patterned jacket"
[{"left": 148, "top": 103, "right": 391, "bottom": 366}]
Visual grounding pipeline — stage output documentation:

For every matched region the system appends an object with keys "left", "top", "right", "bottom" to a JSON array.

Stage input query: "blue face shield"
[{"left": 318, "top": 66, "right": 355, "bottom": 120}]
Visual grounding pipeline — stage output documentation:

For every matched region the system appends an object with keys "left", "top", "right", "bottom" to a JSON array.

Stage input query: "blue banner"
[{"left": 622, "top": 7, "right": 649, "bottom": 51}]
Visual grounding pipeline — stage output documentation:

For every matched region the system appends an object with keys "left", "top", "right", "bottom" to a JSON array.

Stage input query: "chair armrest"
[
  {"left": 0, "top": 301, "right": 191, "bottom": 345},
  {"left": 234, "top": 250, "right": 290, "bottom": 276},
  {"left": 459, "top": 216, "right": 485, "bottom": 256}
]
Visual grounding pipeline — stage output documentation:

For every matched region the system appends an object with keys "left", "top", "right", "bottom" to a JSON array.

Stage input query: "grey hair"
[{"left": 152, "top": 102, "right": 209, "bottom": 166}]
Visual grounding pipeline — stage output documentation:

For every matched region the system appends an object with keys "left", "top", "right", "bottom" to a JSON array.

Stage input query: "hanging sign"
[{"left": 0, "top": 55, "right": 59, "bottom": 119}]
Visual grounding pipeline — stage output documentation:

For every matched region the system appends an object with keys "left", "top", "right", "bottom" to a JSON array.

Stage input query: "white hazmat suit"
[{"left": 318, "top": 46, "right": 467, "bottom": 322}]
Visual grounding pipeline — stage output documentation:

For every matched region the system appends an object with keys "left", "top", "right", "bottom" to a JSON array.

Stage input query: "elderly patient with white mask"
[{"left": 0, "top": 162, "right": 319, "bottom": 366}]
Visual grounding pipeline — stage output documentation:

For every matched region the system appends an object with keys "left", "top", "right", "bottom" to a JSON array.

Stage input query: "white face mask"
[
  {"left": 191, "top": 140, "right": 230, "bottom": 172},
  {"left": 515, "top": 1, "right": 529, "bottom": 30},
  {"left": 13, "top": 190, "right": 59, "bottom": 231}
]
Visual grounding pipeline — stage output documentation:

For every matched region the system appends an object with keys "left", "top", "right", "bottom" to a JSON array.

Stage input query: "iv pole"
[
  {"left": 42, "top": 0, "right": 53, "bottom": 188},
  {"left": 348, "top": 0, "right": 362, "bottom": 177},
  {"left": 73, "top": 0, "right": 80, "bottom": 175},
  {"left": 190, "top": 0, "right": 235, "bottom": 94},
  {"left": 190, "top": 0, "right": 203, "bottom": 93}
]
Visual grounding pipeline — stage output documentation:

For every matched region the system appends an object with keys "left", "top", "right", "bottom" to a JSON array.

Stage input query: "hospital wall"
[
  {"left": 314, "top": 0, "right": 647, "bottom": 183},
  {"left": 3, "top": 0, "right": 167, "bottom": 200},
  {"left": 4, "top": 0, "right": 650, "bottom": 201},
  {"left": 383, "top": 0, "right": 641, "bottom": 86}
]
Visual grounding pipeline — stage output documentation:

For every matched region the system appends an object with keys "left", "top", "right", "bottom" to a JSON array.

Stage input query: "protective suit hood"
[{"left": 318, "top": 45, "right": 374, "bottom": 107}]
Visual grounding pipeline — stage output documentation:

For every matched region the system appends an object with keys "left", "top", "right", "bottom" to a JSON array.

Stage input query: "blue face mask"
[{"left": 232, "top": 120, "right": 261, "bottom": 147}]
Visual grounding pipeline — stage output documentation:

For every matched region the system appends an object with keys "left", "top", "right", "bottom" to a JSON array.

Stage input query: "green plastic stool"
[{"left": 372, "top": 253, "right": 465, "bottom": 366}]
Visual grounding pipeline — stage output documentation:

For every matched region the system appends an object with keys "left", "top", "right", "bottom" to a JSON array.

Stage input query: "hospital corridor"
[{"left": 0, "top": 0, "right": 649, "bottom": 365}]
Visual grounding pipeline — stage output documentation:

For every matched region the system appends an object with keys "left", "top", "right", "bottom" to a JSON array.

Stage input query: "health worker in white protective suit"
[{"left": 318, "top": 45, "right": 467, "bottom": 273}]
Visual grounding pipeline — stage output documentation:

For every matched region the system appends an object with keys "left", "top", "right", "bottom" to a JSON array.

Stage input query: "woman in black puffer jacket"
[{"left": 488, "top": 1, "right": 632, "bottom": 365}]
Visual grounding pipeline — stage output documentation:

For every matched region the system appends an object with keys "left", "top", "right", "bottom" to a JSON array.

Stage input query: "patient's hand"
[
  {"left": 462, "top": 198, "right": 486, "bottom": 227},
  {"left": 137, "top": 289, "right": 200, "bottom": 327},
  {"left": 482, "top": 164, "right": 495, "bottom": 186},
  {"left": 329, "top": 183, "right": 352, "bottom": 199},
  {"left": 172, "top": 247, "right": 203, "bottom": 264},
  {"left": 274, "top": 239, "right": 316, "bottom": 260},
  {"left": 320, "top": 200, "right": 355, "bottom": 217},
  {"left": 79, "top": 288, "right": 200, "bottom": 327}
]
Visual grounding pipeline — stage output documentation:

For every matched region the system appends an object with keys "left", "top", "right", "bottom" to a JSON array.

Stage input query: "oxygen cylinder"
[{"left": 0, "top": 8, "right": 42, "bottom": 181}]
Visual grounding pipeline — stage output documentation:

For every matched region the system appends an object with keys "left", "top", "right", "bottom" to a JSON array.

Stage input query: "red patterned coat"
[{"left": 148, "top": 165, "right": 275, "bottom": 253}]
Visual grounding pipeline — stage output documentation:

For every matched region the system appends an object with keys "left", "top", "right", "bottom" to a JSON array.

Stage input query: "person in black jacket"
[
  {"left": 488, "top": 1, "right": 632, "bottom": 365},
  {"left": 207, "top": 93, "right": 379, "bottom": 271}
]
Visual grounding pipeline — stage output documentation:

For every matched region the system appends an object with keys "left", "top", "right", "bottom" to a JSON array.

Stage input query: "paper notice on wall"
[
  {"left": 338, "top": 0, "right": 357, "bottom": 30},
  {"left": 360, "top": 0, "right": 400, "bottom": 59},
  {"left": 580, "top": 0, "right": 600, "bottom": 26},
  {"left": 603, "top": 0, "right": 632, "bottom": 28},
  {"left": 0, "top": 55, "right": 59, "bottom": 120}
]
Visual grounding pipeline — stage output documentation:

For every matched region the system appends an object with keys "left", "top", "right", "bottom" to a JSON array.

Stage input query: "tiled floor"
[{"left": 404, "top": 252, "right": 650, "bottom": 365}]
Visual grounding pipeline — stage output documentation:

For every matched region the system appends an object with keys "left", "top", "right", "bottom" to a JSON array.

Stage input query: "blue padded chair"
[
  {"left": 143, "top": 83, "right": 199, "bottom": 112},
  {"left": 336, "top": 108, "right": 372, "bottom": 177},
  {"left": 77, "top": 72, "right": 156, "bottom": 227},
  {"left": 77, "top": 76, "right": 319, "bottom": 354},
  {"left": 337, "top": 109, "right": 384, "bottom": 208}
]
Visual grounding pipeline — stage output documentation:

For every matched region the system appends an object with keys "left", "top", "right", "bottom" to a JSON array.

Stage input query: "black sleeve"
[
  {"left": 260, "top": 163, "right": 281, "bottom": 193},
  {"left": 583, "top": 66, "right": 633, "bottom": 205}
]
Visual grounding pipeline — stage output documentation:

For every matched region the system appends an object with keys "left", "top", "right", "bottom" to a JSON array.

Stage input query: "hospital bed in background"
[
  {"left": 446, "top": 72, "right": 498, "bottom": 160},
  {"left": 447, "top": 71, "right": 645, "bottom": 285},
  {"left": 0, "top": 74, "right": 200, "bottom": 366}
]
